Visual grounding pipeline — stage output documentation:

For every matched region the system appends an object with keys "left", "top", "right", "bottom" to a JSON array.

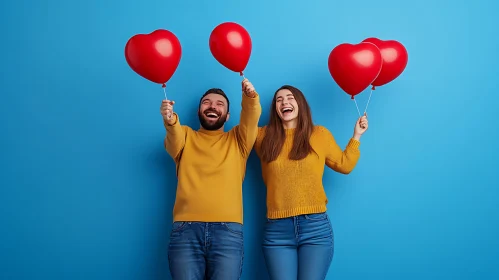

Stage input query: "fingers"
[
  {"left": 160, "top": 101, "right": 174, "bottom": 110},
  {"left": 360, "top": 119, "right": 367, "bottom": 127},
  {"left": 359, "top": 119, "right": 368, "bottom": 129},
  {"left": 245, "top": 84, "right": 255, "bottom": 93},
  {"left": 160, "top": 100, "right": 175, "bottom": 119},
  {"left": 160, "top": 108, "right": 172, "bottom": 117},
  {"left": 242, "top": 79, "right": 255, "bottom": 93},
  {"left": 161, "top": 100, "right": 174, "bottom": 108},
  {"left": 356, "top": 114, "right": 368, "bottom": 130}
]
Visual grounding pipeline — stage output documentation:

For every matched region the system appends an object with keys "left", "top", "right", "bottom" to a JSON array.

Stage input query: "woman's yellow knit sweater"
[{"left": 254, "top": 126, "right": 361, "bottom": 219}]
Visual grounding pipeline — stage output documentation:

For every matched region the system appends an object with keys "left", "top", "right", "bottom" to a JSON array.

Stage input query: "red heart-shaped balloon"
[
  {"left": 362, "top": 37, "right": 408, "bottom": 88},
  {"left": 328, "top": 42, "right": 383, "bottom": 98},
  {"left": 209, "top": 22, "right": 252, "bottom": 75},
  {"left": 125, "top": 29, "right": 182, "bottom": 87}
]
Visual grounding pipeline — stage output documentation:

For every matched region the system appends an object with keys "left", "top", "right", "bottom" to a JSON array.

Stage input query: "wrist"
[
  {"left": 244, "top": 90, "right": 256, "bottom": 98},
  {"left": 164, "top": 113, "right": 178, "bottom": 126},
  {"left": 353, "top": 133, "right": 361, "bottom": 141}
]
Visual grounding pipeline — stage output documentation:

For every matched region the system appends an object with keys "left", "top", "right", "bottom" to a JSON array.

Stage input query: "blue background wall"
[{"left": 1, "top": 0, "right": 498, "bottom": 279}]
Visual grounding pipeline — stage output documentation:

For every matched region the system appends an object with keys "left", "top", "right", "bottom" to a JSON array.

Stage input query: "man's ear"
[{"left": 226, "top": 112, "right": 230, "bottom": 122}]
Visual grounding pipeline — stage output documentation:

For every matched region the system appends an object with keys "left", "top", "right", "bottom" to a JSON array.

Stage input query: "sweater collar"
[
  {"left": 198, "top": 127, "right": 225, "bottom": 135},
  {"left": 284, "top": 127, "right": 296, "bottom": 136}
]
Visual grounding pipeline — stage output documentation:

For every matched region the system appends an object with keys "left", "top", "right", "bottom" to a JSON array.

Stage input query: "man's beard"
[{"left": 198, "top": 109, "right": 227, "bottom": 131}]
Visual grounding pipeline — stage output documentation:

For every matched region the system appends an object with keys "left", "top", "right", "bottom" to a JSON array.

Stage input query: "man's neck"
[{"left": 199, "top": 125, "right": 225, "bottom": 134}]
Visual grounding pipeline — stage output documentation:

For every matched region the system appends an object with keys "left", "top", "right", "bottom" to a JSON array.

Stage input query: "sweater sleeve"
[
  {"left": 233, "top": 91, "right": 262, "bottom": 157},
  {"left": 317, "top": 126, "right": 361, "bottom": 174},
  {"left": 253, "top": 126, "right": 265, "bottom": 157},
  {"left": 164, "top": 113, "right": 187, "bottom": 163}
]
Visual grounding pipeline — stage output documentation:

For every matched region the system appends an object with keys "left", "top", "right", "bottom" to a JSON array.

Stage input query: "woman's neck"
[{"left": 282, "top": 120, "right": 297, "bottom": 130}]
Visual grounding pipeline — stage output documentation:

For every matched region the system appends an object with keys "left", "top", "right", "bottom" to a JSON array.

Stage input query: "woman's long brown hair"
[{"left": 260, "top": 85, "right": 314, "bottom": 163}]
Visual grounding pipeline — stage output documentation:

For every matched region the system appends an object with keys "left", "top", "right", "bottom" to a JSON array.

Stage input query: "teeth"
[
  {"left": 207, "top": 113, "right": 218, "bottom": 117},
  {"left": 282, "top": 107, "right": 293, "bottom": 113}
]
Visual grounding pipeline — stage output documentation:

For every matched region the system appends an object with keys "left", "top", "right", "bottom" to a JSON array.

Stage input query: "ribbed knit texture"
[
  {"left": 254, "top": 126, "right": 361, "bottom": 219},
  {"left": 164, "top": 92, "right": 261, "bottom": 223}
]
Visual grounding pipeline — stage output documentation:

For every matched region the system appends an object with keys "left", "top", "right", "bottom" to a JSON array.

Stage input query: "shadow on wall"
[
  {"left": 242, "top": 150, "right": 269, "bottom": 279},
  {"left": 143, "top": 141, "right": 178, "bottom": 279}
]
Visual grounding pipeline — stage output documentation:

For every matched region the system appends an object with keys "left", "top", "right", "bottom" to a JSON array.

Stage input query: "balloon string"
[
  {"left": 363, "top": 89, "right": 373, "bottom": 114},
  {"left": 163, "top": 85, "right": 171, "bottom": 119},
  {"left": 353, "top": 98, "right": 361, "bottom": 117}
]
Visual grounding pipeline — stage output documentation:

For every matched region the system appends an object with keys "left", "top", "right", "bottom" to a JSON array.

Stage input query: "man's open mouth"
[{"left": 204, "top": 111, "right": 220, "bottom": 119}]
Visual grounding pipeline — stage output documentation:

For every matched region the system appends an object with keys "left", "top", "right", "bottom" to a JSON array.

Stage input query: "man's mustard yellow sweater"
[
  {"left": 164, "top": 92, "right": 261, "bottom": 223},
  {"left": 254, "top": 126, "right": 361, "bottom": 219}
]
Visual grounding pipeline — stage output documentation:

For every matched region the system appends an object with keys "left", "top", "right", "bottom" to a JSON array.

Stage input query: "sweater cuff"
[
  {"left": 164, "top": 113, "right": 179, "bottom": 128},
  {"left": 347, "top": 138, "right": 361, "bottom": 150},
  {"left": 242, "top": 91, "right": 260, "bottom": 108}
]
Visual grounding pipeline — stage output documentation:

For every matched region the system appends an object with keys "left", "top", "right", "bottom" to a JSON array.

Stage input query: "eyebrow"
[
  {"left": 202, "top": 98, "right": 225, "bottom": 105},
  {"left": 276, "top": 94, "right": 293, "bottom": 99}
]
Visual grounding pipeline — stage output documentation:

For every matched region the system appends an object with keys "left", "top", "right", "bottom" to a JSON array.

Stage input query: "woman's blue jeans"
[{"left": 262, "top": 212, "right": 334, "bottom": 280}]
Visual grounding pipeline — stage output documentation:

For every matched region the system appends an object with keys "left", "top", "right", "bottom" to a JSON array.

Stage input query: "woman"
[{"left": 254, "top": 85, "right": 368, "bottom": 280}]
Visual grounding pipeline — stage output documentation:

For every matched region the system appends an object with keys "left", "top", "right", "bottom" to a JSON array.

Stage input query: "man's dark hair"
[{"left": 199, "top": 88, "right": 230, "bottom": 112}]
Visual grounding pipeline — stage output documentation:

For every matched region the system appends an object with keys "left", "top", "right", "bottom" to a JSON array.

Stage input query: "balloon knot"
[
  {"left": 351, "top": 95, "right": 354, "bottom": 100},
  {"left": 162, "top": 83, "right": 166, "bottom": 88},
  {"left": 239, "top": 72, "right": 243, "bottom": 76},
  {"left": 371, "top": 85, "right": 376, "bottom": 90}
]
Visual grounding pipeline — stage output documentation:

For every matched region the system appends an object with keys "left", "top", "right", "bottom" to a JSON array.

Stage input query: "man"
[{"left": 160, "top": 79, "right": 261, "bottom": 279}]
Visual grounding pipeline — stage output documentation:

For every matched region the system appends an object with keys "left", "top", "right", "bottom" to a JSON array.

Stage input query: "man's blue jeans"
[
  {"left": 262, "top": 212, "right": 334, "bottom": 280},
  {"left": 168, "top": 221, "right": 244, "bottom": 280}
]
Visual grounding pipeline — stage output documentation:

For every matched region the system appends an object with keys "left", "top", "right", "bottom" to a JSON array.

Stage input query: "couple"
[{"left": 160, "top": 78, "right": 368, "bottom": 280}]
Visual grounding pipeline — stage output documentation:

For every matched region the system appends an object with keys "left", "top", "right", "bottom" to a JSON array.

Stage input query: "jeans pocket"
[
  {"left": 304, "top": 212, "right": 328, "bottom": 221},
  {"left": 222, "top": 222, "right": 243, "bottom": 236},
  {"left": 171, "top": 221, "right": 187, "bottom": 233}
]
